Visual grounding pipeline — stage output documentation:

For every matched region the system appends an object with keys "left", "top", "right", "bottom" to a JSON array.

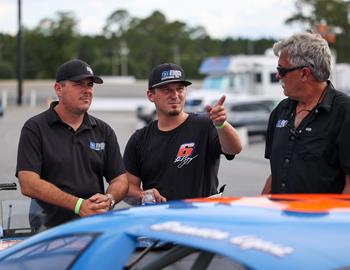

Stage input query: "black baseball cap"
[
  {"left": 148, "top": 63, "right": 192, "bottom": 89},
  {"left": 55, "top": 59, "right": 103, "bottom": 84}
]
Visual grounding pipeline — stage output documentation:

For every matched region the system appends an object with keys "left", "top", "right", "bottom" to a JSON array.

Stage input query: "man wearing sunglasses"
[{"left": 262, "top": 32, "right": 350, "bottom": 194}]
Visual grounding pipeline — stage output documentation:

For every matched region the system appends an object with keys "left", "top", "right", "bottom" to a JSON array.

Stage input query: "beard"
[{"left": 167, "top": 110, "right": 181, "bottom": 116}]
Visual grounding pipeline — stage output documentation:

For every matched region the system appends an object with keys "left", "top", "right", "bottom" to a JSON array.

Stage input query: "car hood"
[{"left": 2, "top": 195, "right": 350, "bottom": 270}]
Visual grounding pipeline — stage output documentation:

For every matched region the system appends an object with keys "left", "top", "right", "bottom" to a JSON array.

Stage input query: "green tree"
[
  {"left": 0, "top": 34, "right": 16, "bottom": 78},
  {"left": 24, "top": 11, "right": 79, "bottom": 78},
  {"left": 0, "top": 8, "right": 280, "bottom": 79},
  {"left": 77, "top": 35, "right": 113, "bottom": 75},
  {"left": 103, "top": 9, "right": 137, "bottom": 76},
  {"left": 285, "top": 0, "right": 350, "bottom": 62},
  {"left": 286, "top": 0, "right": 350, "bottom": 31},
  {"left": 103, "top": 9, "right": 133, "bottom": 38},
  {"left": 123, "top": 11, "right": 191, "bottom": 78}
]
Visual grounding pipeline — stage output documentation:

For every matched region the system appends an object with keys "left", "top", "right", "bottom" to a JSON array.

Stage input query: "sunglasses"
[{"left": 277, "top": 65, "right": 308, "bottom": 77}]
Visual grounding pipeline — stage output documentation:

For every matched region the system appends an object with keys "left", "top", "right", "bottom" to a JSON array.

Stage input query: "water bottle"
[{"left": 142, "top": 189, "right": 156, "bottom": 205}]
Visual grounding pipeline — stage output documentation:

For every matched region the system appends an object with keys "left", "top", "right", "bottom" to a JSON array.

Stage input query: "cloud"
[{"left": 0, "top": 2, "right": 17, "bottom": 34}]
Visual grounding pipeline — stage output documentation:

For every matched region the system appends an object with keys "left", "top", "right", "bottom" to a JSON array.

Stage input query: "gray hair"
[{"left": 273, "top": 32, "right": 332, "bottom": 81}]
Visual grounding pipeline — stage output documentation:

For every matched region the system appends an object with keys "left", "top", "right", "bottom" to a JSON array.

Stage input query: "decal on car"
[
  {"left": 150, "top": 221, "right": 294, "bottom": 257},
  {"left": 230, "top": 235, "right": 294, "bottom": 257}
]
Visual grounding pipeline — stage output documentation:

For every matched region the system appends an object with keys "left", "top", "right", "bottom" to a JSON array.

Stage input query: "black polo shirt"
[
  {"left": 16, "top": 102, "right": 125, "bottom": 227},
  {"left": 265, "top": 82, "right": 350, "bottom": 193}
]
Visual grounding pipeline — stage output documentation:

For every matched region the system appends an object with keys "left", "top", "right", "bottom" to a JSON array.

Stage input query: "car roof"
[{"left": 2, "top": 195, "right": 350, "bottom": 270}]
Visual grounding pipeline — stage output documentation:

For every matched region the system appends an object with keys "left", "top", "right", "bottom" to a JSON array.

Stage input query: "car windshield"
[{"left": 0, "top": 233, "right": 98, "bottom": 270}]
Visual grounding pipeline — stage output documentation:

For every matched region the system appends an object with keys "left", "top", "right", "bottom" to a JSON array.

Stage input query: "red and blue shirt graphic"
[{"left": 174, "top": 143, "right": 198, "bottom": 168}]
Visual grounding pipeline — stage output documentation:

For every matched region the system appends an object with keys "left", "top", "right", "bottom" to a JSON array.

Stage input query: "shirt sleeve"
[
  {"left": 104, "top": 126, "right": 126, "bottom": 182},
  {"left": 123, "top": 131, "right": 141, "bottom": 178},
  {"left": 265, "top": 107, "right": 278, "bottom": 160},
  {"left": 338, "top": 111, "right": 350, "bottom": 175},
  {"left": 16, "top": 120, "right": 43, "bottom": 177}
]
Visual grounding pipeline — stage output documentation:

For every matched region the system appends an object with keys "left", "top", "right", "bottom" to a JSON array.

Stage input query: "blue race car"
[{"left": 0, "top": 194, "right": 350, "bottom": 270}]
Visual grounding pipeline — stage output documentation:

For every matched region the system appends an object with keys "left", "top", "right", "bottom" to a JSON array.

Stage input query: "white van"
[{"left": 185, "top": 51, "right": 283, "bottom": 111}]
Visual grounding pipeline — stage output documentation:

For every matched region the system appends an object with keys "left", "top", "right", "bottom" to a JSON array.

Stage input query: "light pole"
[
  {"left": 17, "top": 0, "right": 23, "bottom": 106},
  {"left": 120, "top": 40, "right": 129, "bottom": 76}
]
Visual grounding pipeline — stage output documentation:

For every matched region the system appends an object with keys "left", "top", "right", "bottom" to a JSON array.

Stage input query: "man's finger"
[
  {"left": 205, "top": 104, "right": 212, "bottom": 113},
  {"left": 88, "top": 193, "right": 105, "bottom": 203},
  {"left": 89, "top": 201, "right": 109, "bottom": 210},
  {"left": 215, "top": 95, "right": 226, "bottom": 106},
  {"left": 152, "top": 188, "right": 167, "bottom": 203}
]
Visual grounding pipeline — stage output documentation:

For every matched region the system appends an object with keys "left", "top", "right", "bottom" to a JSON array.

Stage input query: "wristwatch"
[{"left": 106, "top": 193, "right": 116, "bottom": 209}]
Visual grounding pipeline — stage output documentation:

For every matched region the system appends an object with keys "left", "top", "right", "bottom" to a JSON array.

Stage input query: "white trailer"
[
  {"left": 185, "top": 52, "right": 284, "bottom": 113},
  {"left": 334, "top": 63, "right": 350, "bottom": 95},
  {"left": 197, "top": 52, "right": 283, "bottom": 98}
]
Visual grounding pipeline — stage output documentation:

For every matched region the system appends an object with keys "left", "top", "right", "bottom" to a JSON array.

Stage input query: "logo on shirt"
[
  {"left": 89, "top": 141, "right": 105, "bottom": 151},
  {"left": 276, "top": 119, "right": 288, "bottom": 128},
  {"left": 174, "top": 143, "right": 198, "bottom": 168}
]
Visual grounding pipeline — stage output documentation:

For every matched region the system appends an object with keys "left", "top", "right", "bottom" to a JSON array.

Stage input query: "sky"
[{"left": 0, "top": 0, "right": 303, "bottom": 39}]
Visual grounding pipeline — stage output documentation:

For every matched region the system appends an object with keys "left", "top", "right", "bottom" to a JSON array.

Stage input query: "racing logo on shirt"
[
  {"left": 89, "top": 141, "right": 105, "bottom": 151},
  {"left": 174, "top": 143, "right": 198, "bottom": 168},
  {"left": 276, "top": 119, "right": 288, "bottom": 128}
]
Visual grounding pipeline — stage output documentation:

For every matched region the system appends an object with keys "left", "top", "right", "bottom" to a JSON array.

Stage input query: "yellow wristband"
[
  {"left": 74, "top": 198, "right": 84, "bottom": 215},
  {"left": 215, "top": 121, "right": 226, "bottom": 129}
]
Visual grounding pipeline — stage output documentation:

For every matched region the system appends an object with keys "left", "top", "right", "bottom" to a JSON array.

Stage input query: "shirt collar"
[
  {"left": 285, "top": 80, "right": 336, "bottom": 114},
  {"left": 317, "top": 80, "right": 335, "bottom": 112}
]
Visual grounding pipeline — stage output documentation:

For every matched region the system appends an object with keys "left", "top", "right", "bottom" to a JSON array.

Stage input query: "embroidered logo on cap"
[
  {"left": 86, "top": 66, "right": 93, "bottom": 75},
  {"left": 161, "top": 70, "right": 182, "bottom": 81}
]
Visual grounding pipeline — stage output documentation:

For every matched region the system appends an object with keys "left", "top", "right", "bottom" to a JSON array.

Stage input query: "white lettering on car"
[
  {"left": 150, "top": 221, "right": 229, "bottom": 240},
  {"left": 149, "top": 222, "right": 294, "bottom": 257},
  {"left": 230, "top": 235, "right": 294, "bottom": 257}
]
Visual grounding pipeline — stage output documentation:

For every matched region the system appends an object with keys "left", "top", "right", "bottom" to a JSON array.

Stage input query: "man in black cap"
[
  {"left": 123, "top": 63, "right": 242, "bottom": 204},
  {"left": 16, "top": 59, "right": 129, "bottom": 230}
]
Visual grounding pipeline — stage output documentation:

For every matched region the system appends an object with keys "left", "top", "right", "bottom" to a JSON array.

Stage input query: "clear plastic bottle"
[{"left": 142, "top": 189, "right": 156, "bottom": 205}]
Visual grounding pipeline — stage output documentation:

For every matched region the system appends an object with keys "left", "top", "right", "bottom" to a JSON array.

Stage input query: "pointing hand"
[{"left": 205, "top": 95, "right": 227, "bottom": 126}]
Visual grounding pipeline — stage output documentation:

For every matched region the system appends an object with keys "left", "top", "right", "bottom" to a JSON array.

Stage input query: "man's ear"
[
  {"left": 54, "top": 82, "right": 63, "bottom": 98},
  {"left": 300, "top": 67, "right": 311, "bottom": 82},
  {"left": 147, "top": 89, "right": 155, "bottom": 102}
]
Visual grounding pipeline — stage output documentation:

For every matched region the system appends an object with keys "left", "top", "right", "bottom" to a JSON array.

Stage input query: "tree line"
[
  {"left": 1, "top": 0, "right": 350, "bottom": 80},
  {"left": 0, "top": 9, "right": 275, "bottom": 80}
]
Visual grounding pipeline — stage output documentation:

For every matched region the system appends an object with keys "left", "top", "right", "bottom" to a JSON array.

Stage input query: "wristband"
[
  {"left": 74, "top": 198, "right": 84, "bottom": 215},
  {"left": 215, "top": 121, "right": 226, "bottom": 129}
]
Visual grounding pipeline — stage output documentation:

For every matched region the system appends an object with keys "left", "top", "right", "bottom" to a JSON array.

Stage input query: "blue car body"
[{"left": 0, "top": 194, "right": 350, "bottom": 269}]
